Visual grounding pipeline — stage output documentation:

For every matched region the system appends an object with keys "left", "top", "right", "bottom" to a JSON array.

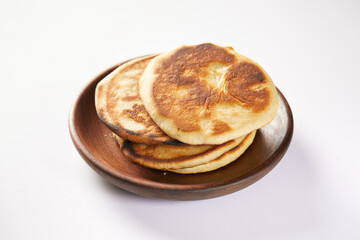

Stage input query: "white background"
[{"left": 1, "top": 0, "right": 359, "bottom": 239}]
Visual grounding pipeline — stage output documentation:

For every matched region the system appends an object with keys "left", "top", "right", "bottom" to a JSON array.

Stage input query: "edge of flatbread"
[{"left": 95, "top": 55, "right": 181, "bottom": 145}]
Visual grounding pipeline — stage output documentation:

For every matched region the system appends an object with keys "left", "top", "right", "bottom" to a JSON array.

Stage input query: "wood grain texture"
[{"left": 68, "top": 57, "right": 294, "bottom": 200}]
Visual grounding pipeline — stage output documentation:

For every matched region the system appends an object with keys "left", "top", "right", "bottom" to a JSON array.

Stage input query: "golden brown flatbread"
[
  {"left": 139, "top": 43, "right": 278, "bottom": 145},
  {"left": 95, "top": 55, "right": 179, "bottom": 145}
]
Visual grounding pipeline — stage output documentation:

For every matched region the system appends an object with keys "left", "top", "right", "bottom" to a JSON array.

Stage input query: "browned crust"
[
  {"left": 227, "top": 62, "right": 269, "bottom": 112},
  {"left": 211, "top": 120, "right": 231, "bottom": 135},
  {"left": 121, "top": 138, "right": 238, "bottom": 165},
  {"left": 121, "top": 95, "right": 138, "bottom": 101},
  {"left": 151, "top": 43, "right": 271, "bottom": 135},
  {"left": 98, "top": 111, "right": 183, "bottom": 145},
  {"left": 95, "top": 55, "right": 181, "bottom": 145},
  {"left": 122, "top": 104, "right": 151, "bottom": 127}
]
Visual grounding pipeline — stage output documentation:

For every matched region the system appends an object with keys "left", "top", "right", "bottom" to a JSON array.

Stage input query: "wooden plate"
[{"left": 69, "top": 58, "right": 294, "bottom": 200}]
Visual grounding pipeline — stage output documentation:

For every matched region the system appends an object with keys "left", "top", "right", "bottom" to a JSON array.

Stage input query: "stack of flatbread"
[{"left": 95, "top": 43, "right": 278, "bottom": 174}]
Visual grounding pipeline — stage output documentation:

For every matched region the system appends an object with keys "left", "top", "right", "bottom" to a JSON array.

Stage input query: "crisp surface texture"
[
  {"left": 95, "top": 55, "right": 179, "bottom": 145},
  {"left": 139, "top": 43, "right": 279, "bottom": 144},
  {"left": 171, "top": 131, "right": 256, "bottom": 174},
  {"left": 117, "top": 134, "right": 246, "bottom": 170}
]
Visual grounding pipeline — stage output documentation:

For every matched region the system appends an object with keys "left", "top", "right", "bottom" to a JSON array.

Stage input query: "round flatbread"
[
  {"left": 139, "top": 43, "right": 278, "bottom": 145},
  {"left": 95, "top": 55, "right": 180, "bottom": 145}
]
